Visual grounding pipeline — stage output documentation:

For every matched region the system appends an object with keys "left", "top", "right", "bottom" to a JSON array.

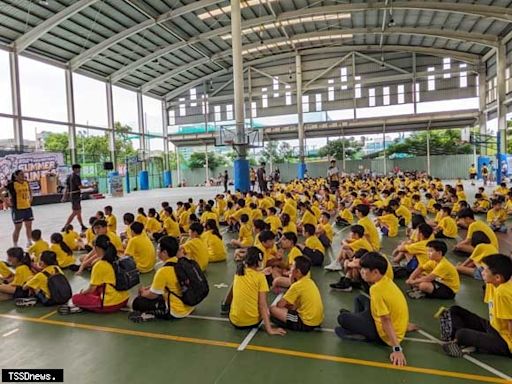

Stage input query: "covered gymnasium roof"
[{"left": 0, "top": 0, "right": 511, "bottom": 101}]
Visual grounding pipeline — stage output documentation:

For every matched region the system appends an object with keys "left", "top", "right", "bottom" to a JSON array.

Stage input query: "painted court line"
[
  {"left": 189, "top": 314, "right": 229, "bottom": 322},
  {"left": 237, "top": 292, "right": 284, "bottom": 352},
  {"left": 2, "top": 328, "right": 19, "bottom": 337},
  {"left": 0, "top": 313, "right": 508, "bottom": 384},
  {"left": 38, "top": 310, "right": 57, "bottom": 320},
  {"left": 417, "top": 329, "right": 512, "bottom": 381},
  {"left": 318, "top": 327, "right": 437, "bottom": 344}
]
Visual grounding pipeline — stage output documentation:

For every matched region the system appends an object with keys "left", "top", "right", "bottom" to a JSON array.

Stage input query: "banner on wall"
[{"left": 0, "top": 152, "right": 64, "bottom": 193}]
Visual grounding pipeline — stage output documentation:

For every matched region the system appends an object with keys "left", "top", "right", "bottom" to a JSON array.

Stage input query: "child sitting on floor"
[
  {"left": 456, "top": 231, "right": 498, "bottom": 280},
  {"left": 325, "top": 225, "right": 373, "bottom": 271},
  {"left": 0, "top": 248, "right": 33, "bottom": 301},
  {"left": 487, "top": 199, "right": 507, "bottom": 233}
]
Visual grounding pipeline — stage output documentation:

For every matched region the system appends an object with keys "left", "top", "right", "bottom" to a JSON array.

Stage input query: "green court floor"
[{"left": 1, "top": 198, "right": 511, "bottom": 383}]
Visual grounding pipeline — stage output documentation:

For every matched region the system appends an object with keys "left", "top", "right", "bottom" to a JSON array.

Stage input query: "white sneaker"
[{"left": 324, "top": 260, "right": 342, "bottom": 271}]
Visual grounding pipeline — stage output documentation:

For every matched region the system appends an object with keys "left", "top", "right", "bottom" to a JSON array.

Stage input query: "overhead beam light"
[
  {"left": 221, "top": 13, "right": 351, "bottom": 40},
  {"left": 198, "top": 0, "right": 279, "bottom": 20},
  {"left": 241, "top": 34, "right": 353, "bottom": 55}
]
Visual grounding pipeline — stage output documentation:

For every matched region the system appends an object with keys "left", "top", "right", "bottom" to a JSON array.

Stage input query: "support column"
[
  {"left": 426, "top": 123, "right": 431, "bottom": 175},
  {"left": 296, "top": 54, "right": 306, "bottom": 179},
  {"left": 106, "top": 81, "right": 116, "bottom": 167},
  {"left": 412, "top": 53, "right": 417, "bottom": 115},
  {"left": 65, "top": 68, "right": 77, "bottom": 164},
  {"left": 352, "top": 52, "right": 357, "bottom": 119},
  {"left": 9, "top": 52, "right": 23, "bottom": 152},
  {"left": 176, "top": 146, "right": 181, "bottom": 187},
  {"left": 341, "top": 127, "right": 346, "bottom": 172},
  {"left": 205, "top": 143, "right": 209, "bottom": 184},
  {"left": 162, "top": 100, "right": 172, "bottom": 187},
  {"left": 478, "top": 65, "right": 487, "bottom": 156},
  {"left": 497, "top": 42, "right": 507, "bottom": 183},
  {"left": 248, "top": 67, "right": 253, "bottom": 130},
  {"left": 231, "top": 0, "right": 249, "bottom": 192},
  {"left": 382, "top": 124, "right": 387, "bottom": 175},
  {"left": 137, "top": 91, "right": 147, "bottom": 171}
]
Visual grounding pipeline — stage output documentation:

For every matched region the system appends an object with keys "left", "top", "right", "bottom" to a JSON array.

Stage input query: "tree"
[
  {"left": 187, "top": 151, "right": 227, "bottom": 170},
  {"left": 386, "top": 129, "right": 472, "bottom": 156},
  {"left": 318, "top": 138, "right": 363, "bottom": 160},
  {"left": 259, "top": 141, "right": 297, "bottom": 164}
]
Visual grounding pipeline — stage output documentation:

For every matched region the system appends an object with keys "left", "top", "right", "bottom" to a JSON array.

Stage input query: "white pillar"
[
  {"left": 296, "top": 55, "right": 305, "bottom": 165},
  {"left": 497, "top": 43, "right": 507, "bottom": 157},
  {"left": 478, "top": 65, "right": 487, "bottom": 155},
  {"left": 65, "top": 68, "right": 77, "bottom": 164},
  {"left": 9, "top": 52, "right": 23, "bottom": 151},
  {"left": 176, "top": 146, "right": 181, "bottom": 186},
  {"left": 106, "top": 81, "right": 116, "bottom": 167},
  {"left": 382, "top": 124, "right": 387, "bottom": 175},
  {"left": 426, "top": 125, "right": 431, "bottom": 175},
  {"left": 231, "top": 0, "right": 246, "bottom": 158},
  {"left": 248, "top": 67, "right": 253, "bottom": 130},
  {"left": 341, "top": 127, "right": 346, "bottom": 172},
  {"left": 162, "top": 100, "right": 169, "bottom": 169},
  {"left": 137, "top": 91, "right": 147, "bottom": 171},
  {"left": 412, "top": 53, "right": 417, "bottom": 115}
]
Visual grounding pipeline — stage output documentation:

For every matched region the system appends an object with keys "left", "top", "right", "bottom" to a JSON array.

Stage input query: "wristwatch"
[{"left": 392, "top": 345, "right": 403, "bottom": 352}]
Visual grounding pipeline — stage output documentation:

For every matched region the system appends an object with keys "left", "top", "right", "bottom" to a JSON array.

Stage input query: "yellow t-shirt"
[
  {"left": 135, "top": 214, "right": 148, "bottom": 226},
  {"left": 85, "top": 228, "right": 95, "bottom": 246},
  {"left": 146, "top": 217, "right": 162, "bottom": 234},
  {"left": 282, "top": 222, "right": 297, "bottom": 235},
  {"left": 151, "top": 257, "right": 194, "bottom": 318},
  {"left": 319, "top": 222, "right": 334, "bottom": 242},
  {"left": 183, "top": 237, "right": 209, "bottom": 271},
  {"left": 107, "top": 231, "right": 124, "bottom": 252},
  {"left": 348, "top": 237, "right": 373, "bottom": 252},
  {"left": 13, "top": 181, "right": 31, "bottom": 210},
  {"left": 404, "top": 239, "right": 431, "bottom": 266},
  {"left": 229, "top": 268, "right": 269, "bottom": 327},
  {"left": 370, "top": 276, "right": 409, "bottom": 346},
  {"left": 487, "top": 209, "right": 507, "bottom": 225},
  {"left": 282, "top": 203, "right": 297, "bottom": 222},
  {"left": 378, "top": 214, "right": 398, "bottom": 237},
  {"left": 106, "top": 214, "right": 117, "bottom": 233},
  {"left": 287, "top": 246, "right": 303, "bottom": 268},
  {"left": 50, "top": 243, "right": 75, "bottom": 268},
  {"left": 265, "top": 215, "right": 281, "bottom": 234},
  {"left": 305, "top": 235, "right": 325, "bottom": 255},
  {"left": 283, "top": 276, "right": 324, "bottom": 327},
  {"left": 232, "top": 207, "right": 252, "bottom": 222},
  {"left": 25, "top": 265, "right": 63, "bottom": 299},
  {"left": 28, "top": 239, "right": 50, "bottom": 263},
  {"left": 358, "top": 216, "right": 381, "bottom": 251},
  {"left": 239, "top": 223, "right": 254, "bottom": 247},
  {"left": 163, "top": 217, "right": 180, "bottom": 238},
  {"left": 62, "top": 231, "right": 80, "bottom": 251},
  {"left": 414, "top": 202, "right": 427, "bottom": 217},
  {"left": 12, "top": 265, "right": 33, "bottom": 287},
  {"left": 423, "top": 258, "right": 460, "bottom": 293},
  {"left": 339, "top": 208, "right": 353, "bottom": 223},
  {"left": 438, "top": 216, "right": 458, "bottom": 238},
  {"left": 124, "top": 233, "right": 156, "bottom": 273},
  {"left": 179, "top": 211, "right": 191, "bottom": 231},
  {"left": 201, "top": 230, "right": 227, "bottom": 262},
  {"left": 201, "top": 211, "right": 219, "bottom": 227},
  {"left": 470, "top": 243, "right": 499, "bottom": 266},
  {"left": 466, "top": 220, "right": 499, "bottom": 250},
  {"left": 395, "top": 205, "right": 412, "bottom": 225},
  {"left": 484, "top": 281, "right": 512, "bottom": 352},
  {"left": 0, "top": 261, "right": 12, "bottom": 279},
  {"left": 90, "top": 260, "right": 129, "bottom": 307}
]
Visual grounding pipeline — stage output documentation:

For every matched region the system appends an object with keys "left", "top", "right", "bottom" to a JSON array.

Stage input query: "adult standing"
[
  {"left": 257, "top": 162, "right": 267, "bottom": 193},
  {"left": 0, "top": 170, "right": 34, "bottom": 248},
  {"left": 62, "top": 164, "right": 87, "bottom": 232},
  {"left": 489, "top": 160, "right": 495, "bottom": 186},
  {"left": 501, "top": 160, "right": 508, "bottom": 183},
  {"left": 223, "top": 170, "right": 229, "bottom": 193},
  {"left": 327, "top": 160, "right": 340, "bottom": 193},
  {"left": 249, "top": 168, "right": 256, "bottom": 191}
]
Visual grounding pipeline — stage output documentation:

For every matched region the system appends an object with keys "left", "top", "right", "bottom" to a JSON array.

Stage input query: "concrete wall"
[{"left": 171, "top": 154, "right": 475, "bottom": 187}]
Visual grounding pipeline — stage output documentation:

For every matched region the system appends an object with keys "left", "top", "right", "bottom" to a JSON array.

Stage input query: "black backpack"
[
  {"left": 165, "top": 258, "right": 209, "bottom": 306},
  {"left": 112, "top": 256, "right": 140, "bottom": 291},
  {"left": 43, "top": 268, "right": 72, "bottom": 305}
]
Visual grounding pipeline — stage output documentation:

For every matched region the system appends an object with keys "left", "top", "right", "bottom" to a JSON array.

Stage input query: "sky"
[{"left": 0, "top": 48, "right": 498, "bottom": 156}]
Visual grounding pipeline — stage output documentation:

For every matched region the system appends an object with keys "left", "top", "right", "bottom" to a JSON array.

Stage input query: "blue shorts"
[
  {"left": 11, "top": 208, "right": 34, "bottom": 224},
  {"left": 473, "top": 267, "right": 483, "bottom": 281}
]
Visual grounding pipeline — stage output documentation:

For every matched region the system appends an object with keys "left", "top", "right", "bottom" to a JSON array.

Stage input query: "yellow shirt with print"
[
  {"left": 229, "top": 268, "right": 269, "bottom": 327},
  {"left": 378, "top": 214, "right": 399, "bottom": 237},
  {"left": 466, "top": 220, "right": 499, "bottom": 250},
  {"left": 487, "top": 209, "right": 507, "bottom": 225},
  {"left": 163, "top": 217, "right": 180, "bottom": 238},
  {"left": 0, "top": 261, "right": 12, "bottom": 279},
  {"left": 13, "top": 181, "right": 31, "bottom": 210},
  {"left": 106, "top": 214, "right": 117, "bottom": 233},
  {"left": 28, "top": 239, "right": 50, "bottom": 263},
  {"left": 239, "top": 223, "right": 254, "bottom": 247},
  {"left": 183, "top": 237, "right": 209, "bottom": 271},
  {"left": 358, "top": 216, "right": 381, "bottom": 251},
  {"left": 12, "top": 265, "right": 33, "bottom": 286},
  {"left": 423, "top": 257, "right": 460, "bottom": 293},
  {"left": 370, "top": 276, "right": 409, "bottom": 346},
  {"left": 25, "top": 266, "right": 63, "bottom": 299},
  {"left": 90, "top": 260, "right": 129, "bottom": 306},
  {"left": 485, "top": 281, "right": 512, "bottom": 352},
  {"left": 125, "top": 233, "right": 156, "bottom": 273},
  {"left": 201, "top": 230, "right": 227, "bottom": 262},
  {"left": 62, "top": 231, "right": 79, "bottom": 251},
  {"left": 283, "top": 276, "right": 324, "bottom": 327},
  {"left": 50, "top": 243, "right": 75, "bottom": 268},
  {"left": 438, "top": 216, "right": 458, "bottom": 238},
  {"left": 151, "top": 257, "right": 195, "bottom": 318},
  {"left": 305, "top": 235, "right": 325, "bottom": 254},
  {"left": 470, "top": 243, "right": 499, "bottom": 266},
  {"left": 265, "top": 215, "right": 281, "bottom": 233}
]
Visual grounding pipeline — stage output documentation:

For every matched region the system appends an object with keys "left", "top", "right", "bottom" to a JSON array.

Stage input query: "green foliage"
[
  {"left": 259, "top": 141, "right": 295, "bottom": 164},
  {"left": 386, "top": 129, "right": 472, "bottom": 156},
  {"left": 318, "top": 138, "right": 363, "bottom": 160},
  {"left": 187, "top": 151, "right": 228, "bottom": 170}
]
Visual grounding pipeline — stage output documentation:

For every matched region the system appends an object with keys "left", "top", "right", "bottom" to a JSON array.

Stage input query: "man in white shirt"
[{"left": 327, "top": 160, "right": 339, "bottom": 193}]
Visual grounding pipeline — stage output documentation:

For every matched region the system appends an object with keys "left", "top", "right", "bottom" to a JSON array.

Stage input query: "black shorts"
[
  {"left": 427, "top": 281, "right": 455, "bottom": 300},
  {"left": 435, "top": 232, "right": 455, "bottom": 240},
  {"left": 11, "top": 208, "right": 34, "bottom": 224},
  {"left": 302, "top": 247, "right": 324, "bottom": 266},
  {"left": 271, "top": 309, "right": 317, "bottom": 332},
  {"left": 132, "top": 296, "right": 173, "bottom": 319},
  {"left": 71, "top": 198, "right": 82, "bottom": 211},
  {"left": 470, "top": 173, "right": 477, "bottom": 180},
  {"left": 13, "top": 286, "right": 29, "bottom": 299}
]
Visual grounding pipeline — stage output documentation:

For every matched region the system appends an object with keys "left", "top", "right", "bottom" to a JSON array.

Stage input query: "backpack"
[
  {"left": 43, "top": 269, "right": 72, "bottom": 305},
  {"left": 112, "top": 256, "right": 140, "bottom": 291},
  {"left": 165, "top": 258, "right": 209, "bottom": 306}
]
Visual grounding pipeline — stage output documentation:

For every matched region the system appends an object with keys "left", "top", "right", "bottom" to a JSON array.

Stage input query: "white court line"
[
  {"left": 237, "top": 293, "right": 283, "bottom": 351},
  {"left": 317, "top": 327, "right": 436, "bottom": 344},
  {"left": 189, "top": 315, "right": 229, "bottom": 322},
  {"left": 2, "top": 328, "right": 19, "bottom": 337},
  {"left": 417, "top": 329, "right": 512, "bottom": 381}
]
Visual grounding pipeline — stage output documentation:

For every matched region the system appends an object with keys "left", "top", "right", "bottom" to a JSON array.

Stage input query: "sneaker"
[
  {"left": 442, "top": 341, "right": 464, "bottom": 358},
  {"left": 324, "top": 260, "right": 342, "bottom": 271},
  {"left": 334, "top": 326, "right": 366, "bottom": 341},
  {"left": 15, "top": 297, "right": 37, "bottom": 307},
  {"left": 330, "top": 278, "right": 353, "bottom": 292},
  {"left": 58, "top": 305, "right": 83, "bottom": 315},
  {"left": 129, "top": 311, "right": 156, "bottom": 323},
  {"left": 220, "top": 302, "right": 230, "bottom": 316},
  {"left": 407, "top": 289, "right": 426, "bottom": 299}
]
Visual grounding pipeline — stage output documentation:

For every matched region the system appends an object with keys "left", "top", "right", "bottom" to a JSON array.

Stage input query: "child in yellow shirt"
[
  {"left": 28, "top": 229, "right": 50, "bottom": 265},
  {"left": 487, "top": 199, "right": 507, "bottom": 233},
  {"left": 316, "top": 212, "right": 334, "bottom": 248},
  {"left": 335, "top": 201, "right": 353, "bottom": 227}
]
